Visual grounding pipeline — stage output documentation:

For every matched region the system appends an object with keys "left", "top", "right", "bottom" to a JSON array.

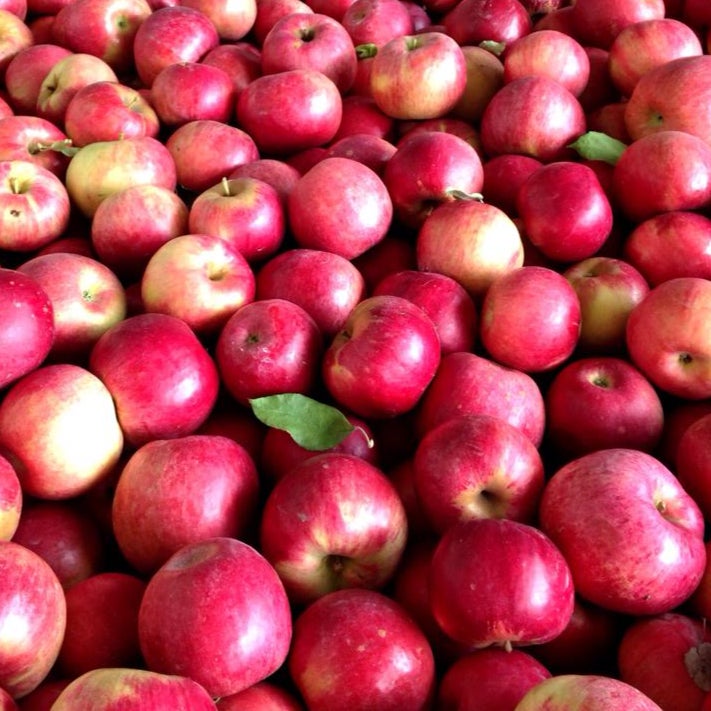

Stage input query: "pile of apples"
[{"left": 2, "top": 0, "right": 711, "bottom": 707}]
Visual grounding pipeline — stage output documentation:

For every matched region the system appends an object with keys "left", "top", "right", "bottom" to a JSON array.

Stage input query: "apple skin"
[
  {"left": 260, "top": 452, "right": 408, "bottom": 605},
  {"left": 340, "top": 0, "right": 414, "bottom": 47},
  {"left": 481, "top": 153, "right": 543, "bottom": 218},
  {"left": 480, "top": 266, "right": 582, "bottom": 373},
  {"left": 0, "top": 541, "right": 66, "bottom": 699},
  {"left": 0, "top": 8, "right": 32, "bottom": 80},
  {"left": 563, "top": 256, "right": 650, "bottom": 354},
  {"left": 228, "top": 158, "right": 301, "bottom": 208},
  {"left": 251, "top": 0, "right": 313, "bottom": 46},
  {"left": 55, "top": 571, "right": 146, "bottom": 678},
  {"left": 138, "top": 537, "right": 293, "bottom": 698},
  {"left": 480, "top": 75, "right": 587, "bottom": 162},
  {"left": 612, "top": 130, "right": 711, "bottom": 223},
  {"left": 255, "top": 247, "right": 366, "bottom": 338},
  {"left": 657, "top": 400, "right": 711, "bottom": 471},
  {"left": 288, "top": 588, "right": 436, "bottom": 711},
  {"left": 450, "top": 44, "right": 504, "bottom": 124},
  {"left": 437, "top": 648, "right": 552, "bottom": 711},
  {"left": 626, "top": 277, "right": 711, "bottom": 400},
  {"left": 516, "top": 161, "right": 614, "bottom": 263},
  {"left": 372, "top": 269, "right": 477, "bottom": 354},
  {"left": 215, "top": 298, "right": 323, "bottom": 407},
  {"left": 180, "top": 0, "right": 256, "bottom": 41},
  {"left": 0, "top": 364, "right": 124, "bottom": 500},
  {"left": 623, "top": 210, "right": 711, "bottom": 285},
  {"left": 675, "top": 413, "right": 711, "bottom": 522},
  {"left": 50, "top": 668, "right": 217, "bottom": 710},
  {"left": 326, "top": 132, "right": 396, "bottom": 176},
  {"left": 112, "top": 435, "right": 260, "bottom": 575},
  {"left": 202, "top": 41, "right": 261, "bottom": 97},
  {"left": 0, "top": 454, "right": 20, "bottom": 541},
  {"left": 369, "top": 31, "right": 466, "bottom": 120},
  {"left": 0, "top": 268, "right": 54, "bottom": 391},
  {"left": 140, "top": 232, "right": 256, "bottom": 336},
  {"left": 413, "top": 414, "right": 545, "bottom": 534},
  {"left": 441, "top": 0, "right": 532, "bottom": 46},
  {"left": 617, "top": 612, "right": 711, "bottom": 711},
  {"left": 539, "top": 448, "right": 707, "bottom": 616},
  {"left": 322, "top": 294, "right": 441, "bottom": 420},
  {"left": 0, "top": 114, "right": 71, "bottom": 179},
  {"left": 216, "top": 681, "right": 303, "bottom": 710},
  {"left": 236, "top": 68, "right": 342, "bottom": 156},
  {"left": 17, "top": 252, "right": 127, "bottom": 363},
  {"left": 429, "top": 517, "right": 575, "bottom": 649},
  {"left": 89, "top": 312, "right": 220, "bottom": 448},
  {"left": 514, "top": 674, "right": 664, "bottom": 711},
  {"left": 11, "top": 679, "right": 70, "bottom": 709},
  {"left": 132, "top": 5, "right": 220, "bottom": 87},
  {"left": 416, "top": 351, "right": 546, "bottom": 447},
  {"left": 11, "top": 499, "right": 106, "bottom": 590},
  {"left": 544, "top": 356, "right": 665, "bottom": 460}
]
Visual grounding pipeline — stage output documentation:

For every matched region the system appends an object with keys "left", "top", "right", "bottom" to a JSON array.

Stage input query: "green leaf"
[
  {"left": 568, "top": 131, "right": 628, "bottom": 166},
  {"left": 249, "top": 394, "right": 357, "bottom": 451}
]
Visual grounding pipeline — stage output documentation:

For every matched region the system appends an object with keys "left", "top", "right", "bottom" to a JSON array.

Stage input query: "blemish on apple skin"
[{"left": 378, "top": 628, "right": 387, "bottom": 637}]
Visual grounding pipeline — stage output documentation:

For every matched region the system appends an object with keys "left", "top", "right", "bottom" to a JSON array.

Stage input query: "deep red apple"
[
  {"left": 675, "top": 413, "right": 711, "bottom": 522},
  {"left": 441, "top": 0, "right": 532, "bottom": 46}
]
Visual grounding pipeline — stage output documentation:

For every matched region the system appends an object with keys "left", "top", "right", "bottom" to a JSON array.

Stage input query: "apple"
[
  {"left": 17, "top": 252, "right": 127, "bottom": 362},
  {"left": 251, "top": 0, "right": 313, "bottom": 46},
  {"left": 287, "top": 156, "right": 392, "bottom": 259},
  {"left": 0, "top": 115, "right": 71, "bottom": 179},
  {"left": 322, "top": 294, "right": 441, "bottom": 419},
  {"left": 140, "top": 233, "right": 255, "bottom": 336},
  {"left": 228, "top": 158, "right": 301, "bottom": 207},
  {"left": 150, "top": 61, "right": 236, "bottom": 127},
  {"left": 261, "top": 12, "right": 357, "bottom": 94},
  {"left": 50, "top": 0, "right": 152, "bottom": 74},
  {"left": 112, "top": 434, "right": 259, "bottom": 575},
  {"left": 416, "top": 351, "right": 546, "bottom": 447},
  {"left": 202, "top": 41, "right": 262, "bottom": 97},
  {"left": 63, "top": 81, "right": 160, "bottom": 146},
  {"left": 215, "top": 298, "right": 323, "bottom": 406},
  {"left": 90, "top": 183, "right": 189, "bottom": 281},
  {"left": 657, "top": 399, "right": 711, "bottom": 471},
  {"left": 215, "top": 681, "right": 302, "bottom": 710},
  {"left": 544, "top": 356, "right": 665, "bottom": 461},
  {"left": 369, "top": 31, "right": 466, "bottom": 120},
  {"left": 449, "top": 44, "right": 504, "bottom": 124},
  {"left": 196, "top": 399, "right": 266, "bottom": 463},
  {"left": 480, "top": 266, "right": 581, "bottom": 373},
  {"left": 0, "top": 541, "right": 66, "bottom": 699},
  {"left": 578, "top": 46, "right": 619, "bottom": 113},
  {"left": 539, "top": 447, "right": 706, "bottom": 615},
  {"left": 260, "top": 452, "right": 407, "bottom": 604},
  {"left": 340, "top": 0, "right": 413, "bottom": 47},
  {"left": 138, "top": 536, "right": 293, "bottom": 698},
  {"left": 326, "top": 133, "right": 396, "bottom": 175},
  {"left": 429, "top": 517, "right": 575, "bottom": 649},
  {"left": 372, "top": 268, "right": 477, "bottom": 354},
  {"left": 0, "top": 8, "right": 32, "bottom": 80},
  {"left": 383, "top": 129, "right": 484, "bottom": 229},
  {"left": 236, "top": 68, "right": 342, "bottom": 156},
  {"left": 50, "top": 668, "right": 217, "bottom": 710},
  {"left": 288, "top": 588, "right": 436, "bottom": 710},
  {"left": 413, "top": 413, "right": 545, "bottom": 533},
  {"left": 11, "top": 679, "right": 70, "bottom": 709},
  {"left": 131, "top": 5, "right": 220, "bottom": 87},
  {"left": 675, "top": 413, "right": 711, "bottom": 522},
  {"left": 0, "top": 454, "right": 20, "bottom": 542},
  {"left": 180, "top": 0, "right": 256, "bottom": 41},
  {"left": 563, "top": 256, "right": 650, "bottom": 354},
  {"left": 0, "top": 363, "right": 124, "bottom": 500},
  {"left": 56, "top": 572, "right": 146, "bottom": 678},
  {"left": 626, "top": 277, "right": 711, "bottom": 400},
  {"left": 480, "top": 75, "right": 587, "bottom": 162},
  {"left": 441, "top": 0, "right": 532, "bottom": 46},
  {"left": 481, "top": 153, "right": 542, "bottom": 218},
  {"left": 623, "top": 210, "right": 711, "bottom": 285},
  {"left": 36, "top": 52, "right": 119, "bottom": 126},
  {"left": 0, "top": 160, "right": 71, "bottom": 253},
  {"left": 3, "top": 43, "right": 71, "bottom": 114},
  {"left": 437, "top": 648, "right": 552, "bottom": 711},
  {"left": 689, "top": 539, "right": 711, "bottom": 620},
  {"left": 515, "top": 674, "right": 664, "bottom": 710},
  {"left": 351, "top": 230, "right": 416, "bottom": 292},
  {"left": 89, "top": 312, "right": 220, "bottom": 447},
  {"left": 0, "top": 268, "right": 54, "bottom": 391},
  {"left": 166, "top": 119, "right": 259, "bottom": 195},
  {"left": 515, "top": 161, "right": 614, "bottom": 263},
  {"left": 255, "top": 247, "right": 366, "bottom": 338}
]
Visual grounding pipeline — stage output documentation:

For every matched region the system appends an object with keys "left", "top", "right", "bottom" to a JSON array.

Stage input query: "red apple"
[
  {"left": 17, "top": 252, "right": 127, "bottom": 362},
  {"left": 287, "top": 156, "right": 392, "bottom": 259},
  {"left": 215, "top": 298, "right": 323, "bottom": 406},
  {"left": 322, "top": 294, "right": 441, "bottom": 419},
  {"left": 50, "top": 668, "right": 217, "bottom": 710},
  {"left": 369, "top": 31, "right": 466, "bottom": 120},
  {"left": 0, "top": 454, "right": 20, "bottom": 542},
  {"left": 626, "top": 277, "right": 711, "bottom": 400},
  {"left": 675, "top": 413, "right": 711, "bottom": 522},
  {"left": 251, "top": 0, "right": 313, "bottom": 46},
  {"left": 138, "top": 536, "right": 293, "bottom": 698},
  {"left": 255, "top": 247, "right": 366, "bottom": 338},
  {"left": 326, "top": 132, "right": 396, "bottom": 175},
  {"left": 441, "top": 0, "right": 532, "bottom": 46},
  {"left": 657, "top": 399, "right": 711, "bottom": 471},
  {"left": 544, "top": 356, "right": 665, "bottom": 460},
  {"left": 429, "top": 517, "right": 575, "bottom": 649},
  {"left": 481, "top": 153, "right": 542, "bottom": 217},
  {"left": 0, "top": 8, "right": 32, "bottom": 80},
  {"left": 228, "top": 158, "right": 301, "bottom": 207},
  {"left": 0, "top": 541, "right": 66, "bottom": 699},
  {"left": 14, "top": 679, "right": 71, "bottom": 710},
  {"left": 340, "top": 0, "right": 413, "bottom": 47},
  {"left": 196, "top": 400, "right": 266, "bottom": 463},
  {"left": 216, "top": 683, "right": 302, "bottom": 710},
  {"left": 180, "top": 0, "right": 256, "bottom": 41},
  {"left": 578, "top": 45, "right": 619, "bottom": 113},
  {"left": 539, "top": 447, "right": 707, "bottom": 615},
  {"left": 480, "top": 266, "right": 582, "bottom": 373},
  {"left": 89, "top": 312, "right": 220, "bottom": 447},
  {"left": 201, "top": 41, "right": 262, "bottom": 96},
  {"left": 0, "top": 268, "right": 54, "bottom": 391},
  {"left": 288, "top": 588, "right": 436, "bottom": 711},
  {"left": 0, "top": 114, "right": 71, "bottom": 179}
]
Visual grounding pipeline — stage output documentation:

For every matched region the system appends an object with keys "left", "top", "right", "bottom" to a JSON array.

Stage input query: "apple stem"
[
  {"left": 34, "top": 138, "right": 79, "bottom": 158},
  {"left": 221, "top": 176, "right": 232, "bottom": 197},
  {"left": 354, "top": 426, "right": 375, "bottom": 449},
  {"left": 447, "top": 189, "right": 484, "bottom": 202},
  {"left": 355, "top": 43, "right": 378, "bottom": 60}
]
